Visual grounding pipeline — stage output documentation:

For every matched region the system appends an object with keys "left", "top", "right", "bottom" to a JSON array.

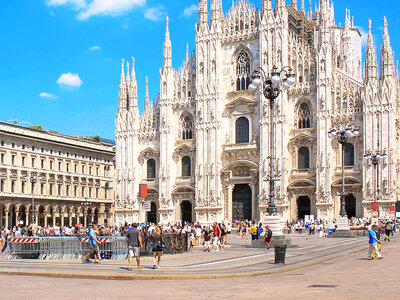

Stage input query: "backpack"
[
  {"left": 385, "top": 224, "right": 391, "bottom": 231},
  {"left": 250, "top": 226, "right": 258, "bottom": 235},
  {"left": 266, "top": 228, "right": 273, "bottom": 238}
]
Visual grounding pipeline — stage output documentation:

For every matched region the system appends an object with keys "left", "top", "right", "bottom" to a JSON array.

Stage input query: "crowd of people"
[{"left": 1, "top": 217, "right": 398, "bottom": 268}]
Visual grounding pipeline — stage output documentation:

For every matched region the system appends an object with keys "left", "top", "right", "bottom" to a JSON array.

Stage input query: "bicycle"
[{"left": 169, "top": 235, "right": 184, "bottom": 254}]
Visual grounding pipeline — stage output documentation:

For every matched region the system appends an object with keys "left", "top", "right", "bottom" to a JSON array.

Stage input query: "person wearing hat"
[{"left": 264, "top": 225, "right": 273, "bottom": 249}]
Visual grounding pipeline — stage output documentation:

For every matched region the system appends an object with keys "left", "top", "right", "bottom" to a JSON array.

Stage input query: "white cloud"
[
  {"left": 77, "top": 0, "right": 145, "bottom": 20},
  {"left": 356, "top": 26, "right": 368, "bottom": 47},
  {"left": 89, "top": 45, "right": 101, "bottom": 50},
  {"left": 57, "top": 73, "right": 82, "bottom": 89},
  {"left": 47, "top": 0, "right": 145, "bottom": 20},
  {"left": 144, "top": 5, "right": 166, "bottom": 21},
  {"left": 182, "top": 4, "right": 197, "bottom": 19},
  {"left": 47, "top": 0, "right": 87, "bottom": 10},
  {"left": 40, "top": 92, "right": 58, "bottom": 99}
]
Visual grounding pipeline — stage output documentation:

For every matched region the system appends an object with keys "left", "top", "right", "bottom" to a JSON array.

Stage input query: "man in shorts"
[
  {"left": 211, "top": 222, "right": 221, "bottom": 252},
  {"left": 126, "top": 223, "right": 143, "bottom": 270},
  {"left": 264, "top": 225, "right": 273, "bottom": 249},
  {"left": 82, "top": 225, "right": 102, "bottom": 263}
]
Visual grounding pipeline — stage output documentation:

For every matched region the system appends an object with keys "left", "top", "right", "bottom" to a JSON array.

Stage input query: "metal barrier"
[{"left": 7, "top": 233, "right": 189, "bottom": 260}]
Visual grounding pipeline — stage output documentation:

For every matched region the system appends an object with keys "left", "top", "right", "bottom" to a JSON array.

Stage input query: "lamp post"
[
  {"left": 364, "top": 150, "right": 386, "bottom": 220},
  {"left": 29, "top": 173, "right": 37, "bottom": 226},
  {"left": 249, "top": 66, "right": 296, "bottom": 217},
  {"left": 328, "top": 125, "right": 359, "bottom": 222},
  {"left": 81, "top": 199, "right": 92, "bottom": 227}
]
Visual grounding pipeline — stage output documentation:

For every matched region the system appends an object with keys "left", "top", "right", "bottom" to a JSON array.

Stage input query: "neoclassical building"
[
  {"left": 114, "top": 0, "right": 400, "bottom": 225},
  {"left": 0, "top": 122, "right": 115, "bottom": 228}
]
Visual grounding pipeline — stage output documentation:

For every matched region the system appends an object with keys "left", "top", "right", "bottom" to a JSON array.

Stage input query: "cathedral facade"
[{"left": 114, "top": 0, "right": 400, "bottom": 225}]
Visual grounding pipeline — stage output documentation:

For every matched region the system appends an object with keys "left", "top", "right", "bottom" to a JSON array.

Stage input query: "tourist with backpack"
[
  {"left": 264, "top": 225, "right": 273, "bottom": 249},
  {"left": 150, "top": 226, "right": 164, "bottom": 269}
]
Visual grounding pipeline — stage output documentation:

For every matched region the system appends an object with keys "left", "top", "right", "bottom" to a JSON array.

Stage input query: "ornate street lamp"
[
  {"left": 328, "top": 125, "right": 360, "bottom": 218},
  {"left": 364, "top": 150, "right": 387, "bottom": 219},
  {"left": 27, "top": 173, "right": 38, "bottom": 226},
  {"left": 249, "top": 66, "right": 296, "bottom": 216},
  {"left": 81, "top": 199, "right": 93, "bottom": 227}
]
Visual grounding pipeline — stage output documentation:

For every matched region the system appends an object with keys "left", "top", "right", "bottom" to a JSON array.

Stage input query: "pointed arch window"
[
  {"left": 181, "top": 115, "right": 193, "bottom": 140},
  {"left": 297, "top": 102, "right": 311, "bottom": 129},
  {"left": 182, "top": 156, "right": 191, "bottom": 177},
  {"left": 235, "top": 117, "right": 249, "bottom": 144},
  {"left": 298, "top": 147, "right": 310, "bottom": 169},
  {"left": 236, "top": 51, "right": 251, "bottom": 91},
  {"left": 344, "top": 143, "right": 354, "bottom": 166},
  {"left": 147, "top": 159, "right": 156, "bottom": 179}
]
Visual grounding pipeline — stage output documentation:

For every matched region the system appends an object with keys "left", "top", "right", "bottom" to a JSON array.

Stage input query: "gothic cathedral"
[{"left": 114, "top": 0, "right": 400, "bottom": 225}]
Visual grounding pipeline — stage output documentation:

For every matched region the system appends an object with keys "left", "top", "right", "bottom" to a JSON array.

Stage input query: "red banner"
[
  {"left": 372, "top": 203, "right": 379, "bottom": 210},
  {"left": 140, "top": 184, "right": 148, "bottom": 197},
  {"left": 389, "top": 206, "right": 395, "bottom": 212}
]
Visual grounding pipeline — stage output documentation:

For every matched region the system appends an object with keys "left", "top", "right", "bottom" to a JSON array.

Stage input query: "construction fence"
[{"left": 5, "top": 233, "right": 189, "bottom": 260}]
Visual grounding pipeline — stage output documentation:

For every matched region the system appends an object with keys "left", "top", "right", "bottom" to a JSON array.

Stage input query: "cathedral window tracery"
[
  {"left": 147, "top": 159, "right": 156, "bottom": 179},
  {"left": 182, "top": 156, "right": 191, "bottom": 177},
  {"left": 298, "top": 147, "right": 310, "bottom": 169},
  {"left": 344, "top": 143, "right": 355, "bottom": 166},
  {"left": 235, "top": 117, "right": 249, "bottom": 144},
  {"left": 236, "top": 51, "right": 251, "bottom": 91},
  {"left": 297, "top": 102, "right": 311, "bottom": 129},
  {"left": 181, "top": 114, "right": 193, "bottom": 140}
]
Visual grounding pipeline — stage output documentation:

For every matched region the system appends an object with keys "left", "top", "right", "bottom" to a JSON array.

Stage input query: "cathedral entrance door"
[
  {"left": 297, "top": 196, "right": 311, "bottom": 220},
  {"left": 180, "top": 201, "right": 192, "bottom": 224},
  {"left": 232, "top": 184, "right": 252, "bottom": 221},
  {"left": 146, "top": 202, "right": 157, "bottom": 224},
  {"left": 345, "top": 194, "right": 356, "bottom": 218}
]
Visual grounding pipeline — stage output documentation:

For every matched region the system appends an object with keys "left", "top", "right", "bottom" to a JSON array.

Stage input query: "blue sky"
[{"left": 0, "top": 0, "right": 398, "bottom": 140}]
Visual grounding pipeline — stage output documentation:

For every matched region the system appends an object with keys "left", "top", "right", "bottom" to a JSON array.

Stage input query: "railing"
[{"left": 6, "top": 233, "right": 189, "bottom": 260}]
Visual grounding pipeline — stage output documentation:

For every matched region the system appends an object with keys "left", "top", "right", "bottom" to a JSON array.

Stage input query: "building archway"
[
  {"left": 38, "top": 206, "right": 45, "bottom": 227},
  {"left": 232, "top": 184, "right": 252, "bottom": 221},
  {"left": 345, "top": 194, "right": 356, "bottom": 218},
  {"left": 19, "top": 206, "right": 27, "bottom": 227},
  {"left": 297, "top": 196, "right": 311, "bottom": 220},
  {"left": 0, "top": 205, "right": 5, "bottom": 227},
  {"left": 94, "top": 208, "right": 99, "bottom": 225},
  {"left": 9, "top": 205, "right": 17, "bottom": 228},
  {"left": 147, "top": 202, "right": 157, "bottom": 224},
  {"left": 180, "top": 201, "right": 192, "bottom": 224}
]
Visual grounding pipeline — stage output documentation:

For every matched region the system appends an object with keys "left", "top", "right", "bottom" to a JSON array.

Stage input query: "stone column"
[
  {"left": 52, "top": 214, "right": 56, "bottom": 227},
  {"left": 4, "top": 210, "right": 9, "bottom": 229},
  {"left": 35, "top": 212, "right": 39, "bottom": 226},
  {"left": 69, "top": 214, "right": 72, "bottom": 227},
  {"left": 84, "top": 213, "right": 88, "bottom": 227},
  {"left": 25, "top": 212, "right": 29, "bottom": 227},
  {"left": 44, "top": 214, "right": 48, "bottom": 227}
]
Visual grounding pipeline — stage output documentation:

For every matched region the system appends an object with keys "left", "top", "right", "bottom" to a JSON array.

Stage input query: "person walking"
[
  {"left": 384, "top": 222, "right": 392, "bottom": 242},
  {"left": 203, "top": 227, "right": 212, "bottom": 252},
  {"left": 264, "top": 225, "right": 273, "bottom": 249},
  {"left": 211, "top": 222, "right": 222, "bottom": 252},
  {"left": 82, "top": 225, "right": 102, "bottom": 264},
  {"left": 150, "top": 227, "right": 164, "bottom": 269},
  {"left": 368, "top": 224, "right": 383, "bottom": 260},
  {"left": 126, "top": 223, "right": 143, "bottom": 270},
  {"left": 250, "top": 224, "right": 258, "bottom": 240}
]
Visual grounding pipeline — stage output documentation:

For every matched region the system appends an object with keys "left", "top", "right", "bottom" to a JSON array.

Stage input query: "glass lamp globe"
[
  {"left": 286, "top": 76, "right": 296, "bottom": 86},
  {"left": 282, "top": 81, "right": 290, "bottom": 90},
  {"left": 252, "top": 78, "right": 261, "bottom": 87},
  {"left": 271, "top": 74, "right": 281, "bottom": 84},
  {"left": 248, "top": 84, "right": 257, "bottom": 91}
]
